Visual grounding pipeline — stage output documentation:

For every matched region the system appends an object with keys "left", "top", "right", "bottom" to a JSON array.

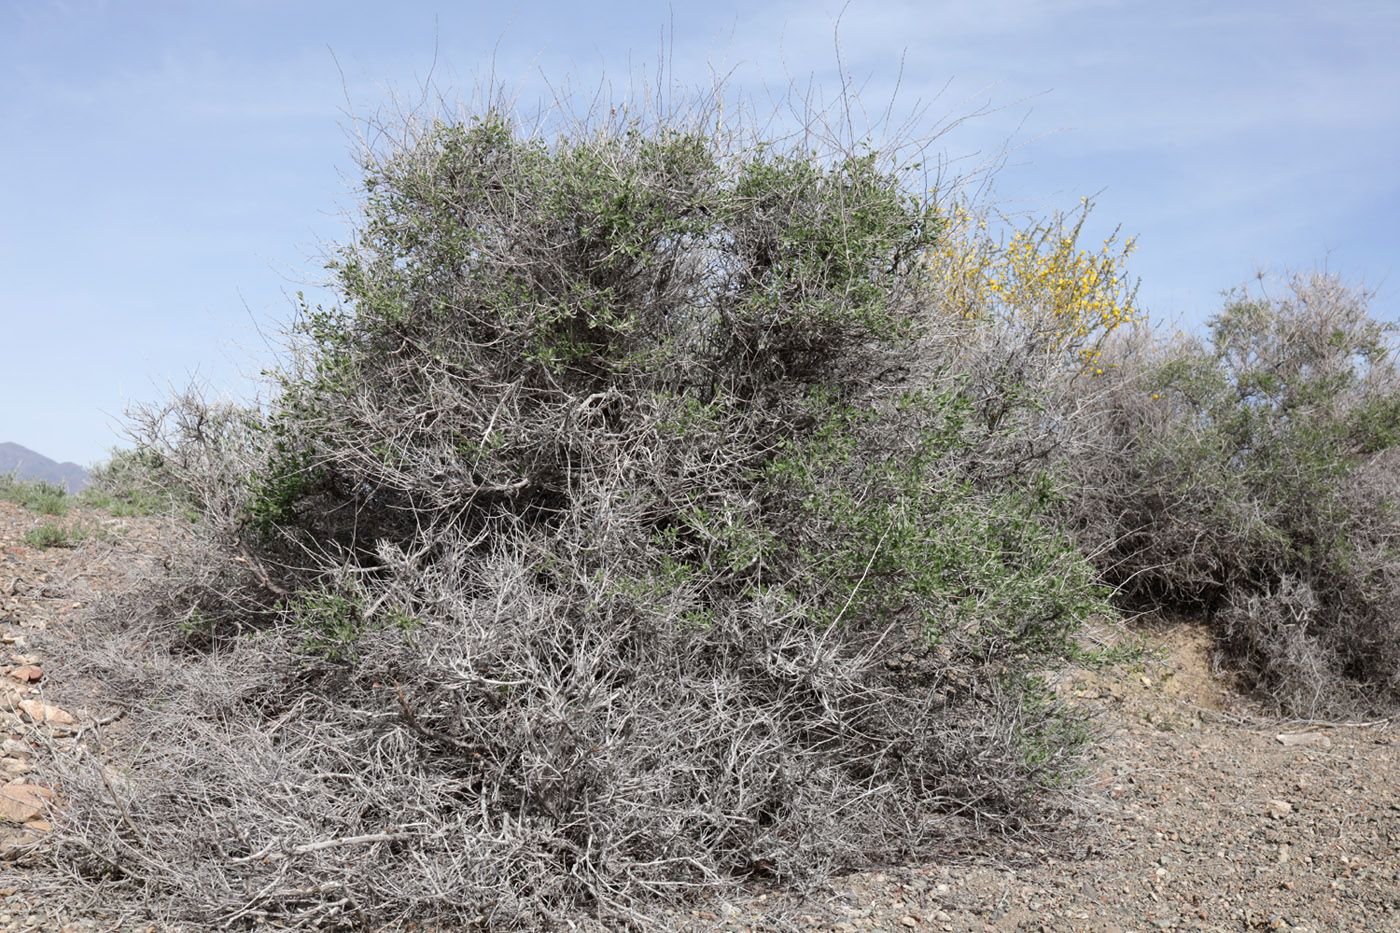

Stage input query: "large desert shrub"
[
  {"left": 48, "top": 89, "right": 1109, "bottom": 930},
  {"left": 1063, "top": 272, "right": 1400, "bottom": 715}
]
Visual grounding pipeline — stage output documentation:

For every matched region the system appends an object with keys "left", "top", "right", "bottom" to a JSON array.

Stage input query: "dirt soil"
[{"left": 0, "top": 499, "right": 1397, "bottom": 932}]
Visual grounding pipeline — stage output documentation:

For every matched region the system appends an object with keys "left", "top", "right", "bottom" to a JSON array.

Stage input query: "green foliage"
[
  {"left": 83, "top": 447, "right": 194, "bottom": 517},
  {"left": 1145, "top": 283, "right": 1398, "bottom": 600},
  {"left": 281, "top": 588, "right": 369, "bottom": 660},
  {"left": 24, "top": 521, "right": 78, "bottom": 548},
  {"left": 0, "top": 474, "right": 70, "bottom": 515},
  {"left": 1012, "top": 672, "right": 1093, "bottom": 786},
  {"left": 244, "top": 442, "right": 322, "bottom": 540},
  {"left": 332, "top": 118, "right": 934, "bottom": 377},
  {"left": 1069, "top": 272, "right": 1400, "bottom": 714},
  {"left": 766, "top": 387, "right": 1104, "bottom": 663},
  {"left": 276, "top": 583, "right": 423, "bottom": 660}
]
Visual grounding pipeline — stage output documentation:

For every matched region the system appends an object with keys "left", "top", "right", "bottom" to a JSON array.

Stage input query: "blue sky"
[{"left": 2, "top": 0, "right": 1397, "bottom": 467}]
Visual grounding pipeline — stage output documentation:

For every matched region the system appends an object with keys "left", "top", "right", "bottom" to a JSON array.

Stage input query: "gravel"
[{"left": 654, "top": 626, "right": 1400, "bottom": 933}]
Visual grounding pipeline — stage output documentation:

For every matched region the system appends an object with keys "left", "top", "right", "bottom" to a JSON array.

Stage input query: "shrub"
[
  {"left": 1062, "top": 272, "right": 1400, "bottom": 716},
  {"left": 48, "top": 87, "right": 1107, "bottom": 930},
  {"left": 83, "top": 445, "right": 199, "bottom": 518},
  {"left": 927, "top": 200, "right": 1138, "bottom": 369},
  {"left": 0, "top": 474, "right": 70, "bottom": 515},
  {"left": 23, "top": 521, "right": 76, "bottom": 548},
  {"left": 919, "top": 200, "right": 1140, "bottom": 487}
]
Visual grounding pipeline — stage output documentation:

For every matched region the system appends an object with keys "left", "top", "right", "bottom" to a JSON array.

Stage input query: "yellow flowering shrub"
[{"left": 929, "top": 200, "right": 1138, "bottom": 373}]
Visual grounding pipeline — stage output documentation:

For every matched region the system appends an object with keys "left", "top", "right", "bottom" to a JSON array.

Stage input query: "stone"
[
  {"left": 0, "top": 783, "right": 53, "bottom": 823},
  {"left": 6, "top": 665, "right": 41, "bottom": 683},
  {"left": 1276, "top": 732, "right": 1331, "bottom": 748},
  {"left": 1267, "top": 799, "right": 1293, "bottom": 819},
  {"left": 17, "top": 700, "right": 75, "bottom": 726},
  {"left": 0, "top": 833, "right": 43, "bottom": 860}
]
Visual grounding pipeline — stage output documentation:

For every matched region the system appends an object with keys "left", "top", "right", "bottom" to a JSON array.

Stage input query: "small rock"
[
  {"left": 900, "top": 917, "right": 919, "bottom": 928},
  {"left": 0, "top": 740, "right": 29, "bottom": 759},
  {"left": 17, "top": 700, "right": 75, "bottom": 726},
  {"left": 0, "top": 783, "right": 54, "bottom": 823},
  {"left": 0, "top": 833, "right": 43, "bottom": 860},
  {"left": 5, "top": 665, "right": 41, "bottom": 684},
  {"left": 1267, "top": 799, "right": 1293, "bottom": 819},
  {"left": 1276, "top": 732, "right": 1331, "bottom": 748}
]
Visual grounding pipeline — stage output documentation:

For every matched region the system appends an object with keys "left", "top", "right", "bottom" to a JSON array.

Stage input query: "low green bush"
[
  {"left": 82, "top": 446, "right": 196, "bottom": 517},
  {"left": 24, "top": 521, "right": 78, "bottom": 548},
  {"left": 0, "top": 474, "right": 70, "bottom": 515}
]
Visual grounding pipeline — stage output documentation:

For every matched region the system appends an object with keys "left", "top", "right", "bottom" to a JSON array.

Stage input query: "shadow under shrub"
[
  {"left": 49, "top": 86, "right": 1105, "bottom": 931},
  {"left": 1062, "top": 272, "right": 1400, "bottom": 716}
]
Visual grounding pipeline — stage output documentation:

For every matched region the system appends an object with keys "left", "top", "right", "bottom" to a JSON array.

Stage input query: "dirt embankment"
[{"left": 0, "top": 500, "right": 1396, "bottom": 932}]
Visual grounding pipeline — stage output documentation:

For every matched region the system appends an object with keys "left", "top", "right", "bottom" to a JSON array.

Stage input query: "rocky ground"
[
  {"left": 0, "top": 498, "right": 1396, "bottom": 932},
  {"left": 655, "top": 625, "right": 1400, "bottom": 933},
  {"left": 0, "top": 499, "right": 173, "bottom": 931}
]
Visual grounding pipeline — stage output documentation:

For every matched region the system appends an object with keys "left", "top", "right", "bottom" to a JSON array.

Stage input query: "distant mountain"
[{"left": 0, "top": 442, "right": 91, "bottom": 491}]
